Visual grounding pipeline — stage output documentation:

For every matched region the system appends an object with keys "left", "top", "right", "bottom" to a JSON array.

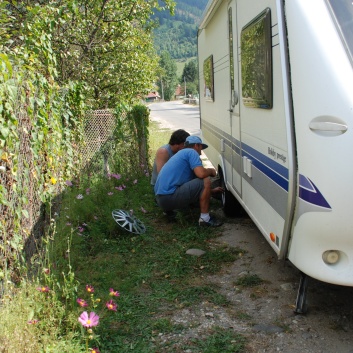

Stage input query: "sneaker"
[{"left": 198, "top": 215, "right": 223, "bottom": 227}]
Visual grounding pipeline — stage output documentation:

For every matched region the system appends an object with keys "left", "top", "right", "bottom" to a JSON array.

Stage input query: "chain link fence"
[
  {"left": 0, "top": 107, "right": 147, "bottom": 281},
  {"left": 80, "top": 109, "right": 118, "bottom": 175}
]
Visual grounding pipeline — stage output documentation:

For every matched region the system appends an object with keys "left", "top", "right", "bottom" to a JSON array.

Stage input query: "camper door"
[
  {"left": 236, "top": 0, "right": 296, "bottom": 256},
  {"left": 227, "top": 3, "right": 241, "bottom": 197}
]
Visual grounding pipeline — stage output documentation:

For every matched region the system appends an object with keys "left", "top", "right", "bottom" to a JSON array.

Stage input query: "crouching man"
[{"left": 154, "top": 135, "right": 224, "bottom": 227}]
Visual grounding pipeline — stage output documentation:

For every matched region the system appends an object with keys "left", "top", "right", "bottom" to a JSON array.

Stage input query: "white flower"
[{"left": 76, "top": 194, "right": 84, "bottom": 200}]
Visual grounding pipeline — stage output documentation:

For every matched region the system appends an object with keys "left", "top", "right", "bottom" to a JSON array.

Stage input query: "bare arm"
[
  {"left": 155, "top": 148, "right": 170, "bottom": 173},
  {"left": 193, "top": 166, "right": 217, "bottom": 179}
]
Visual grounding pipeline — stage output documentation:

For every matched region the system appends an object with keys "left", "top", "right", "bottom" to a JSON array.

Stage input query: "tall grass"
[{"left": 0, "top": 121, "right": 246, "bottom": 353}]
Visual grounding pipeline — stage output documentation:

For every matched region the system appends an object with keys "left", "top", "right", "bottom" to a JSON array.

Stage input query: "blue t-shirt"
[{"left": 154, "top": 148, "right": 202, "bottom": 195}]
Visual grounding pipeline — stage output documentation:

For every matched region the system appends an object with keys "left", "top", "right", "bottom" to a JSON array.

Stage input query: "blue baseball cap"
[{"left": 184, "top": 136, "right": 208, "bottom": 150}]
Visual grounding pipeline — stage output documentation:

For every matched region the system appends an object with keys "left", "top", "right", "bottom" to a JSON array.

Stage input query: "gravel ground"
[{"left": 156, "top": 212, "right": 353, "bottom": 353}]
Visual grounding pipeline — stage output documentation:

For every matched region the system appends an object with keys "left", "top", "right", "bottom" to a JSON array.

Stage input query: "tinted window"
[
  {"left": 241, "top": 8, "right": 272, "bottom": 109},
  {"left": 203, "top": 55, "right": 214, "bottom": 101},
  {"left": 326, "top": 0, "right": 353, "bottom": 64}
]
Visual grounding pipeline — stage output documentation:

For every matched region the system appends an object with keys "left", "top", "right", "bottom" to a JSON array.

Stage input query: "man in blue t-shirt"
[{"left": 154, "top": 135, "right": 224, "bottom": 227}]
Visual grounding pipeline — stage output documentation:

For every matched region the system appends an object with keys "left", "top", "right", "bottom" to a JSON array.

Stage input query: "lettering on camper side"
[{"left": 268, "top": 147, "right": 286, "bottom": 163}]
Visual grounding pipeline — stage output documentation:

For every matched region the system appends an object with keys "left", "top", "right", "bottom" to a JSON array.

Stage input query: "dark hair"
[{"left": 169, "top": 129, "right": 190, "bottom": 145}]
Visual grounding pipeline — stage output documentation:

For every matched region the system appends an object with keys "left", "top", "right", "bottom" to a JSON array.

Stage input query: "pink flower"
[
  {"left": 91, "top": 348, "right": 100, "bottom": 353},
  {"left": 106, "top": 299, "right": 117, "bottom": 311},
  {"left": 141, "top": 207, "right": 147, "bottom": 214},
  {"left": 28, "top": 319, "right": 39, "bottom": 324},
  {"left": 115, "top": 186, "right": 123, "bottom": 191},
  {"left": 65, "top": 180, "right": 73, "bottom": 186},
  {"left": 86, "top": 188, "right": 91, "bottom": 195},
  {"left": 107, "top": 192, "right": 113, "bottom": 196},
  {"left": 109, "top": 288, "right": 120, "bottom": 297},
  {"left": 78, "top": 227, "right": 84, "bottom": 233},
  {"left": 78, "top": 311, "right": 99, "bottom": 327},
  {"left": 133, "top": 179, "right": 137, "bottom": 184},
  {"left": 36, "top": 286, "right": 49, "bottom": 293},
  {"left": 77, "top": 298, "right": 88, "bottom": 307},
  {"left": 86, "top": 284, "right": 94, "bottom": 293},
  {"left": 66, "top": 222, "right": 72, "bottom": 226},
  {"left": 108, "top": 173, "right": 121, "bottom": 180}
]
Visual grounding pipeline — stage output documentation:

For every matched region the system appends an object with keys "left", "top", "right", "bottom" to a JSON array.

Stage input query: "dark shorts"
[{"left": 156, "top": 178, "right": 204, "bottom": 212}]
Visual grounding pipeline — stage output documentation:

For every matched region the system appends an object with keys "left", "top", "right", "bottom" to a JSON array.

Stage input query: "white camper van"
[{"left": 198, "top": 0, "right": 353, "bottom": 312}]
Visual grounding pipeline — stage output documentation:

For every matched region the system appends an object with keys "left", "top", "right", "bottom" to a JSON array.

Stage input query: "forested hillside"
[{"left": 153, "top": 0, "right": 209, "bottom": 60}]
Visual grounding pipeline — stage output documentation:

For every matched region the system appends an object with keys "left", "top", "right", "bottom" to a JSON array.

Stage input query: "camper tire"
[{"left": 220, "top": 172, "right": 242, "bottom": 217}]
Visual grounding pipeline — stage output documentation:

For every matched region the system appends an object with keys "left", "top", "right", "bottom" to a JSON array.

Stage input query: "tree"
[
  {"left": 180, "top": 59, "right": 199, "bottom": 96},
  {"left": 181, "top": 59, "right": 197, "bottom": 83},
  {"left": 1, "top": 0, "right": 176, "bottom": 109},
  {"left": 157, "top": 51, "right": 177, "bottom": 101}
]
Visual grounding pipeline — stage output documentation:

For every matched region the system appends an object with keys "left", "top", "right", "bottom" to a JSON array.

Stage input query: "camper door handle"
[
  {"left": 228, "top": 108, "right": 233, "bottom": 113},
  {"left": 309, "top": 121, "right": 348, "bottom": 133}
]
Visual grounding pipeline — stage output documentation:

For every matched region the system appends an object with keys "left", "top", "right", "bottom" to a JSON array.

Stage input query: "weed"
[
  {"left": 273, "top": 318, "right": 292, "bottom": 333},
  {"left": 234, "top": 311, "right": 252, "bottom": 320},
  {"left": 185, "top": 326, "right": 246, "bottom": 352},
  {"left": 235, "top": 274, "right": 263, "bottom": 287},
  {"left": 151, "top": 318, "right": 185, "bottom": 333}
]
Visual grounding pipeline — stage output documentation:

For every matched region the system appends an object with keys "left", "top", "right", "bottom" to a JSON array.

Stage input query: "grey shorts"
[{"left": 156, "top": 178, "right": 204, "bottom": 212}]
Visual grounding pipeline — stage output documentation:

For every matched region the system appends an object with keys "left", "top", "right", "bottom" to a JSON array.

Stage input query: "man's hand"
[
  {"left": 211, "top": 186, "right": 224, "bottom": 194},
  {"left": 206, "top": 168, "right": 217, "bottom": 177}
]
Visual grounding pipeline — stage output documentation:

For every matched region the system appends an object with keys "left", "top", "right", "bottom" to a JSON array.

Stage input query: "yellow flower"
[{"left": 50, "top": 177, "right": 57, "bottom": 185}]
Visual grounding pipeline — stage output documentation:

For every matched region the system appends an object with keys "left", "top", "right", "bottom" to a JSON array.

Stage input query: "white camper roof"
[{"left": 199, "top": 0, "right": 223, "bottom": 29}]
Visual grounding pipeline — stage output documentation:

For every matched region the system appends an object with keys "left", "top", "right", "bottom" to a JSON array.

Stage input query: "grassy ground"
[{"left": 0, "top": 121, "right": 247, "bottom": 353}]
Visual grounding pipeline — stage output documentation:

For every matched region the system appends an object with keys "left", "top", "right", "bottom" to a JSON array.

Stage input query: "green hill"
[{"left": 153, "top": 0, "right": 209, "bottom": 61}]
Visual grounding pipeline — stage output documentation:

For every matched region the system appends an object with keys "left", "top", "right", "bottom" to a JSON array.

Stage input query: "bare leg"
[{"left": 199, "top": 177, "right": 212, "bottom": 213}]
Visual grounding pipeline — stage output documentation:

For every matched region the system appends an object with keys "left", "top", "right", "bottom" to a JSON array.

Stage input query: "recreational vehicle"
[{"left": 198, "top": 0, "right": 353, "bottom": 312}]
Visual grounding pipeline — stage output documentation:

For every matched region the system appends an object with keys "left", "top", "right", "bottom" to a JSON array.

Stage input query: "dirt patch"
[{"left": 156, "top": 212, "right": 353, "bottom": 353}]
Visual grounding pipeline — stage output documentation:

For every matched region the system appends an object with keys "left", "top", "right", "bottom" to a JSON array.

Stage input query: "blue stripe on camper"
[
  {"left": 299, "top": 175, "right": 331, "bottom": 209},
  {"left": 242, "top": 142, "right": 289, "bottom": 191},
  {"left": 202, "top": 122, "right": 331, "bottom": 210}
]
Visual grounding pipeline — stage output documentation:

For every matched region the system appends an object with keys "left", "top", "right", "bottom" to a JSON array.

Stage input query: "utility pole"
[
  {"left": 160, "top": 78, "right": 164, "bottom": 101},
  {"left": 184, "top": 76, "right": 186, "bottom": 99}
]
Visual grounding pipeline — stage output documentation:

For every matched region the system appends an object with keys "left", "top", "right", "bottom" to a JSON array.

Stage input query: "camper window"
[
  {"left": 203, "top": 55, "right": 214, "bottom": 101},
  {"left": 326, "top": 0, "right": 353, "bottom": 66},
  {"left": 241, "top": 8, "right": 272, "bottom": 109}
]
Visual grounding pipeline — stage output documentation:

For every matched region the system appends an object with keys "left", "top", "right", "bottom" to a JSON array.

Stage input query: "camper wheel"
[{"left": 219, "top": 169, "right": 243, "bottom": 217}]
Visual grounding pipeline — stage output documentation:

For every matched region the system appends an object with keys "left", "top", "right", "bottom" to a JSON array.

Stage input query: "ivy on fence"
[
  {"left": 0, "top": 50, "right": 85, "bottom": 284},
  {"left": 0, "top": 52, "right": 150, "bottom": 286}
]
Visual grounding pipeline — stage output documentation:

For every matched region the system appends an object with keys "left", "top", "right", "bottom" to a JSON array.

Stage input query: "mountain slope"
[{"left": 153, "top": 0, "right": 209, "bottom": 60}]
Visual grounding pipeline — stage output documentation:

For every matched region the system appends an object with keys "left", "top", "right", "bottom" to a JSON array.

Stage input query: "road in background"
[
  {"left": 148, "top": 100, "right": 214, "bottom": 167},
  {"left": 148, "top": 100, "right": 201, "bottom": 136}
]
